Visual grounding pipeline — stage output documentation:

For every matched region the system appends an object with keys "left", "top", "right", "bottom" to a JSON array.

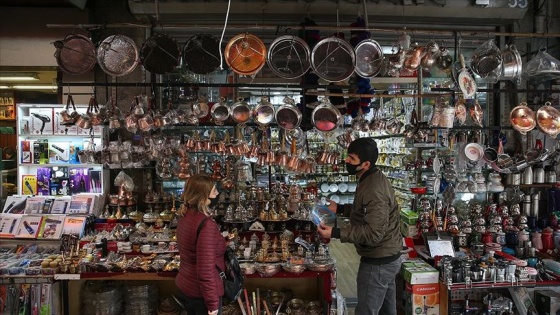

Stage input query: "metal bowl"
[
  {"left": 255, "top": 263, "right": 280, "bottom": 277},
  {"left": 240, "top": 262, "right": 256, "bottom": 275},
  {"left": 281, "top": 263, "right": 306, "bottom": 274},
  {"left": 307, "top": 259, "right": 335, "bottom": 272}
]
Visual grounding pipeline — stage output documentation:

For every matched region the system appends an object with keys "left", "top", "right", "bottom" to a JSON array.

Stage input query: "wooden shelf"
[{"left": 0, "top": 118, "right": 15, "bottom": 121}]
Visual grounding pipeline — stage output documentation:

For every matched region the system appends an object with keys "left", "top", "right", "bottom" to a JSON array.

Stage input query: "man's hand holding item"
[{"left": 317, "top": 222, "right": 333, "bottom": 238}]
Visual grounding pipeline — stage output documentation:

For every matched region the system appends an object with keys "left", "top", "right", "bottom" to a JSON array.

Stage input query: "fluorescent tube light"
[
  {"left": 0, "top": 72, "right": 40, "bottom": 81},
  {"left": 0, "top": 85, "right": 57, "bottom": 90}
]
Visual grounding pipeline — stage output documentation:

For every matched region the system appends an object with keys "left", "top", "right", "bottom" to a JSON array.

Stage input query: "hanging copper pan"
[
  {"left": 183, "top": 34, "right": 221, "bottom": 74},
  {"left": 536, "top": 102, "right": 560, "bottom": 138},
  {"left": 275, "top": 96, "right": 302, "bottom": 131},
  {"left": 53, "top": 34, "right": 97, "bottom": 75},
  {"left": 224, "top": 33, "right": 266, "bottom": 76},
  {"left": 509, "top": 102, "right": 536, "bottom": 135},
  {"left": 97, "top": 35, "right": 139, "bottom": 77},
  {"left": 267, "top": 35, "right": 311, "bottom": 79},
  {"left": 140, "top": 33, "right": 180, "bottom": 74}
]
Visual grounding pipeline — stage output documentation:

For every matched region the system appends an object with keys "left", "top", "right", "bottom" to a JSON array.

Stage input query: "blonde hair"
[{"left": 177, "top": 173, "right": 215, "bottom": 216}]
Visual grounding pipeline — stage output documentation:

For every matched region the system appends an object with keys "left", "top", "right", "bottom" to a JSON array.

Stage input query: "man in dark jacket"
[{"left": 317, "top": 137, "right": 402, "bottom": 315}]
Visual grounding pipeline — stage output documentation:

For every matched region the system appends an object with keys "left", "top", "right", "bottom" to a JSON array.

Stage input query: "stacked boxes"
[{"left": 402, "top": 259, "right": 440, "bottom": 315}]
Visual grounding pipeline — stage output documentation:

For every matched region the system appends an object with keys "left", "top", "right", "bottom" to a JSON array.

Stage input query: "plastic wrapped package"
[
  {"left": 80, "top": 281, "right": 123, "bottom": 315},
  {"left": 124, "top": 284, "right": 159, "bottom": 315}
]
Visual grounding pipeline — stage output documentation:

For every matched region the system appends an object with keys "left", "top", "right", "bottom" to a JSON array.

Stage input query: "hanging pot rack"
[{"left": 46, "top": 23, "right": 560, "bottom": 39}]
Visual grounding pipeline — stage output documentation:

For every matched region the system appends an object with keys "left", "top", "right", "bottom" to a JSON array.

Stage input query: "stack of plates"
[{"left": 124, "top": 284, "right": 159, "bottom": 315}]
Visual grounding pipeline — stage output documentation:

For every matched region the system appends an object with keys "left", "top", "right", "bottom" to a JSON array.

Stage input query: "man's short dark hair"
[{"left": 347, "top": 137, "right": 378, "bottom": 165}]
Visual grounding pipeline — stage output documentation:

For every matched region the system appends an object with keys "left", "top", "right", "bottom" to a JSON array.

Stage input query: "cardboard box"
[
  {"left": 37, "top": 215, "right": 65, "bottom": 239},
  {"left": 2, "top": 195, "right": 28, "bottom": 214},
  {"left": 53, "top": 108, "right": 78, "bottom": 135},
  {"left": 535, "top": 290, "right": 560, "bottom": 315},
  {"left": 62, "top": 215, "right": 87, "bottom": 237},
  {"left": 23, "top": 196, "right": 46, "bottom": 214},
  {"left": 509, "top": 287, "right": 537, "bottom": 315},
  {"left": 22, "top": 175, "right": 38, "bottom": 195},
  {"left": 50, "top": 196, "right": 71, "bottom": 214},
  {"left": 0, "top": 214, "right": 23, "bottom": 237},
  {"left": 29, "top": 108, "right": 53, "bottom": 135},
  {"left": 33, "top": 139, "right": 49, "bottom": 164},
  {"left": 36, "top": 167, "right": 52, "bottom": 196},
  {"left": 20, "top": 140, "right": 32, "bottom": 163},
  {"left": 14, "top": 215, "right": 43, "bottom": 238},
  {"left": 48, "top": 141, "right": 70, "bottom": 163},
  {"left": 401, "top": 221, "right": 419, "bottom": 237},
  {"left": 402, "top": 259, "right": 440, "bottom": 285},
  {"left": 404, "top": 282, "right": 439, "bottom": 315},
  {"left": 401, "top": 209, "right": 419, "bottom": 224}
]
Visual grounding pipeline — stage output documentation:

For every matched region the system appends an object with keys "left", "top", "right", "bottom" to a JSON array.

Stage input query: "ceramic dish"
[
  {"left": 464, "top": 143, "right": 484, "bottom": 162},
  {"left": 330, "top": 195, "right": 340, "bottom": 204},
  {"left": 320, "top": 183, "right": 330, "bottom": 193},
  {"left": 347, "top": 182, "right": 357, "bottom": 193},
  {"left": 329, "top": 183, "right": 338, "bottom": 193},
  {"left": 338, "top": 183, "right": 348, "bottom": 193}
]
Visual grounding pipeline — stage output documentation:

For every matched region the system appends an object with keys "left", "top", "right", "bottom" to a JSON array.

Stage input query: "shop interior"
[{"left": 1, "top": 0, "right": 560, "bottom": 314}]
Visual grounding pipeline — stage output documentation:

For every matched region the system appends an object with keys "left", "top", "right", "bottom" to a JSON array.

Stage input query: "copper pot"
[
  {"left": 510, "top": 102, "right": 536, "bottom": 135},
  {"left": 536, "top": 102, "right": 560, "bottom": 137}
]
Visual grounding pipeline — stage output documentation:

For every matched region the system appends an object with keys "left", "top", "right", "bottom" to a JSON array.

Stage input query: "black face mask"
[
  {"left": 346, "top": 162, "right": 363, "bottom": 175},
  {"left": 209, "top": 196, "right": 219, "bottom": 208}
]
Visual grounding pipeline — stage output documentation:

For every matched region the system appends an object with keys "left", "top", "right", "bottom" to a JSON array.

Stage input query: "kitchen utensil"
[
  {"left": 140, "top": 33, "right": 180, "bottom": 74},
  {"left": 211, "top": 97, "right": 230, "bottom": 125},
  {"left": 464, "top": 143, "right": 484, "bottom": 162},
  {"left": 500, "top": 44, "right": 522, "bottom": 83},
  {"left": 97, "top": 35, "right": 139, "bottom": 77},
  {"left": 536, "top": 102, "right": 560, "bottom": 137},
  {"left": 53, "top": 34, "right": 96, "bottom": 75},
  {"left": 458, "top": 54, "right": 477, "bottom": 98},
  {"left": 225, "top": 33, "right": 267, "bottom": 76},
  {"left": 470, "top": 100, "right": 484, "bottom": 127},
  {"left": 523, "top": 48, "right": 560, "bottom": 81},
  {"left": 421, "top": 40, "right": 440, "bottom": 70},
  {"left": 470, "top": 39, "right": 502, "bottom": 79},
  {"left": 275, "top": 96, "right": 302, "bottom": 131},
  {"left": 510, "top": 102, "right": 536, "bottom": 134},
  {"left": 311, "top": 37, "right": 356, "bottom": 82},
  {"left": 267, "top": 35, "right": 311, "bottom": 79},
  {"left": 231, "top": 97, "right": 252, "bottom": 125},
  {"left": 354, "top": 39, "right": 384, "bottom": 78},
  {"left": 311, "top": 98, "right": 341, "bottom": 132},
  {"left": 182, "top": 34, "right": 221, "bottom": 74},
  {"left": 253, "top": 96, "right": 275, "bottom": 128}
]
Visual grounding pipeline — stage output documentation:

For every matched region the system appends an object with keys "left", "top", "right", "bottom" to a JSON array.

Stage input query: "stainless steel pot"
[
  {"left": 231, "top": 97, "right": 252, "bottom": 125},
  {"left": 311, "top": 98, "right": 341, "bottom": 132},
  {"left": 500, "top": 45, "right": 522, "bottom": 83},
  {"left": 211, "top": 97, "right": 230, "bottom": 125},
  {"left": 470, "top": 39, "right": 502, "bottom": 79},
  {"left": 253, "top": 96, "right": 275, "bottom": 128},
  {"left": 275, "top": 97, "right": 302, "bottom": 131},
  {"left": 354, "top": 39, "right": 384, "bottom": 78}
]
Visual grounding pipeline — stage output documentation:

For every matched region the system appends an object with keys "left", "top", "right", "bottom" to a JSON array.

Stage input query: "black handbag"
[{"left": 197, "top": 218, "right": 245, "bottom": 302}]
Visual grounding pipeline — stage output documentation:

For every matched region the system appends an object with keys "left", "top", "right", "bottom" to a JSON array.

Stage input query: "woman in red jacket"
[{"left": 175, "top": 173, "right": 226, "bottom": 315}]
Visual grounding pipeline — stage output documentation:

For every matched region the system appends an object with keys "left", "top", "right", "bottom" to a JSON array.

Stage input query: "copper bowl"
[{"left": 536, "top": 102, "right": 560, "bottom": 137}]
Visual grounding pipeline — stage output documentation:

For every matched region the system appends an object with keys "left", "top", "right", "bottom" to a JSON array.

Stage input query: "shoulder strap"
[{"left": 196, "top": 217, "right": 210, "bottom": 240}]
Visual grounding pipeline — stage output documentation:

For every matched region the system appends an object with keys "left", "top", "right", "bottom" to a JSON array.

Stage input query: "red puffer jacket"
[{"left": 175, "top": 211, "right": 226, "bottom": 311}]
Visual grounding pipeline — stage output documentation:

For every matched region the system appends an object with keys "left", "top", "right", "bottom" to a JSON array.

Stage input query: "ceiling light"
[
  {"left": 0, "top": 72, "right": 40, "bottom": 81},
  {"left": 0, "top": 85, "right": 57, "bottom": 90}
]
